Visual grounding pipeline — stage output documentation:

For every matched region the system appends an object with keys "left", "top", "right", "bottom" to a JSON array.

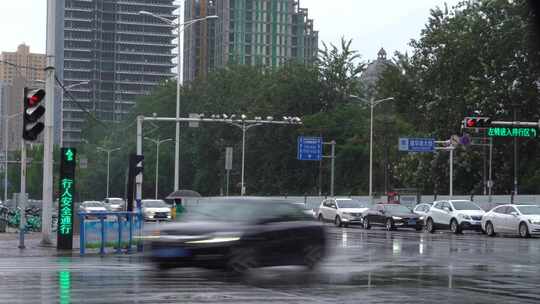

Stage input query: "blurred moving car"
[
  {"left": 413, "top": 203, "right": 433, "bottom": 218},
  {"left": 425, "top": 200, "right": 485, "bottom": 234},
  {"left": 103, "top": 197, "right": 126, "bottom": 211},
  {"left": 144, "top": 197, "right": 327, "bottom": 272},
  {"left": 316, "top": 198, "right": 370, "bottom": 227},
  {"left": 482, "top": 204, "right": 540, "bottom": 238},
  {"left": 141, "top": 199, "right": 172, "bottom": 221},
  {"left": 79, "top": 201, "right": 108, "bottom": 217},
  {"left": 362, "top": 204, "right": 423, "bottom": 231}
]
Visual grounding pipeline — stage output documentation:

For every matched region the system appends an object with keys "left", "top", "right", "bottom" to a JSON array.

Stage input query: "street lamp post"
[
  {"left": 350, "top": 95, "right": 394, "bottom": 204},
  {"left": 144, "top": 137, "right": 173, "bottom": 199},
  {"left": 97, "top": 147, "right": 121, "bottom": 198},
  {"left": 138, "top": 10, "right": 218, "bottom": 193}
]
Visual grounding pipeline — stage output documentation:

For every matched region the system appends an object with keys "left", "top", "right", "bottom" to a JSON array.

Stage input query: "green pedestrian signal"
[{"left": 64, "top": 149, "right": 74, "bottom": 162}]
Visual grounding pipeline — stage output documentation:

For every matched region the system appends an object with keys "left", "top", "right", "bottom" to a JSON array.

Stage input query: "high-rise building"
[
  {"left": 0, "top": 44, "right": 46, "bottom": 87},
  {"left": 58, "top": 0, "right": 177, "bottom": 146},
  {"left": 0, "top": 44, "right": 46, "bottom": 151},
  {"left": 183, "top": 0, "right": 318, "bottom": 82}
]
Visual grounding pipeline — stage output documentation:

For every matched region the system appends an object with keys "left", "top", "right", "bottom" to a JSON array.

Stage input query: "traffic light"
[
  {"left": 22, "top": 87, "right": 46, "bottom": 141},
  {"left": 127, "top": 154, "right": 144, "bottom": 211},
  {"left": 462, "top": 117, "right": 491, "bottom": 129}
]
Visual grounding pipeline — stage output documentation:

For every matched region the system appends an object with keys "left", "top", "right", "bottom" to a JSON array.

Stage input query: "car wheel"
[
  {"left": 519, "top": 222, "right": 531, "bottom": 238},
  {"left": 450, "top": 219, "right": 461, "bottom": 234},
  {"left": 485, "top": 221, "right": 496, "bottom": 237},
  {"left": 426, "top": 218, "right": 435, "bottom": 233},
  {"left": 227, "top": 247, "right": 257, "bottom": 274},
  {"left": 363, "top": 218, "right": 371, "bottom": 230},
  {"left": 385, "top": 219, "right": 394, "bottom": 231},
  {"left": 303, "top": 244, "right": 324, "bottom": 270},
  {"left": 318, "top": 214, "right": 324, "bottom": 222},
  {"left": 335, "top": 216, "right": 342, "bottom": 227}
]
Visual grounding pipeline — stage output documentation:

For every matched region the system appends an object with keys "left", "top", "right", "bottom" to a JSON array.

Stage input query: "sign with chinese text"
[
  {"left": 488, "top": 127, "right": 537, "bottom": 138},
  {"left": 297, "top": 136, "right": 323, "bottom": 161},
  {"left": 399, "top": 138, "right": 435, "bottom": 152},
  {"left": 57, "top": 148, "right": 76, "bottom": 250}
]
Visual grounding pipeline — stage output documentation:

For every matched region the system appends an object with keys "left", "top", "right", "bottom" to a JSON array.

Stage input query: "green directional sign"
[
  {"left": 58, "top": 148, "right": 76, "bottom": 250},
  {"left": 488, "top": 127, "right": 537, "bottom": 138}
]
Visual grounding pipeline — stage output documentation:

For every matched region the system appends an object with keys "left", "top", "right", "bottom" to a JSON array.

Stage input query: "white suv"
[
  {"left": 425, "top": 200, "right": 485, "bottom": 234},
  {"left": 316, "top": 198, "right": 370, "bottom": 227}
]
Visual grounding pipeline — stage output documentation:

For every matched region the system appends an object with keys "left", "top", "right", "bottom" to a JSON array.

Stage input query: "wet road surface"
[{"left": 1, "top": 226, "right": 539, "bottom": 303}]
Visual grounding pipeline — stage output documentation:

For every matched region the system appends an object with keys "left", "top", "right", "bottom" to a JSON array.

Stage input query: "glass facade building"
[
  {"left": 183, "top": 0, "right": 318, "bottom": 82},
  {"left": 60, "top": 0, "right": 177, "bottom": 146}
]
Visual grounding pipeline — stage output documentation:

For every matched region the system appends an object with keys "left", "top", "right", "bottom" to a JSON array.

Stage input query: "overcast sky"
[{"left": 0, "top": 0, "right": 461, "bottom": 61}]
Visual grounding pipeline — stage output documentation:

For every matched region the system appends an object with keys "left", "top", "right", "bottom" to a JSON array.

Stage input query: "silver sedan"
[{"left": 482, "top": 204, "right": 540, "bottom": 238}]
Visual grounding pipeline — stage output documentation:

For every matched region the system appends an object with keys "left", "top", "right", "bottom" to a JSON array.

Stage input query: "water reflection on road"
[{"left": 0, "top": 227, "right": 539, "bottom": 303}]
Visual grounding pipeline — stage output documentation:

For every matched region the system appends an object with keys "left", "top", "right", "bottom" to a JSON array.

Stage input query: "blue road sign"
[
  {"left": 297, "top": 136, "right": 322, "bottom": 161},
  {"left": 399, "top": 138, "right": 435, "bottom": 152}
]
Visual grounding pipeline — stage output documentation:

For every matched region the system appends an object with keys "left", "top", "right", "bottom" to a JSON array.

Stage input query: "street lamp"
[
  {"left": 144, "top": 137, "right": 173, "bottom": 199},
  {"left": 138, "top": 10, "right": 218, "bottom": 192},
  {"left": 97, "top": 147, "right": 121, "bottom": 198},
  {"left": 350, "top": 95, "right": 394, "bottom": 204},
  {"left": 36, "top": 80, "right": 90, "bottom": 146},
  {"left": 215, "top": 114, "right": 302, "bottom": 196}
]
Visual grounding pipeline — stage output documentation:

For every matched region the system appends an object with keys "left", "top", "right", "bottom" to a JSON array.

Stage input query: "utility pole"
[
  {"left": 18, "top": 140, "right": 27, "bottom": 249},
  {"left": 41, "top": 0, "right": 57, "bottom": 245},
  {"left": 321, "top": 141, "right": 336, "bottom": 197}
]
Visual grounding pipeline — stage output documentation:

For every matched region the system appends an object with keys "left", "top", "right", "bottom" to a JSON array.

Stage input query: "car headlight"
[
  {"left": 458, "top": 214, "right": 471, "bottom": 220},
  {"left": 185, "top": 233, "right": 242, "bottom": 244},
  {"left": 528, "top": 219, "right": 540, "bottom": 225},
  {"left": 419, "top": 216, "right": 425, "bottom": 221},
  {"left": 392, "top": 216, "right": 402, "bottom": 220}
]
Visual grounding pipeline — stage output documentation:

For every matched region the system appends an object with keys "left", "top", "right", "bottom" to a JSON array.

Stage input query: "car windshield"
[
  {"left": 383, "top": 205, "right": 412, "bottom": 213},
  {"left": 452, "top": 201, "right": 482, "bottom": 210},
  {"left": 517, "top": 205, "right": 540, "bottom": 215},
  {"left": 337, "top": 200, "right": 369, "bottom": 209},
  {"left": 85, "top": 202, "right": 103, "bottom": 207},
  {"left": 143, "top": 200, "right": 168, "bottom": 208},
  {"left": 181, "top": 200, "right": 310, "bottom": 222},
  {"left": 108, "top": 199, "right": 124, "bottom": 205}
]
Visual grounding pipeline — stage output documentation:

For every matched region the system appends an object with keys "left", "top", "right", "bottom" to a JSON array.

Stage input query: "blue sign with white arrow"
[{"left": 297, "top": 136, "right": 323, "bottom": 161}]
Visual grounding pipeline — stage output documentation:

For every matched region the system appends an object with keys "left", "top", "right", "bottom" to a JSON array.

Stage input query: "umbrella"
[{"left": 166, "top": 189, "right": 202, "bottom": 200}]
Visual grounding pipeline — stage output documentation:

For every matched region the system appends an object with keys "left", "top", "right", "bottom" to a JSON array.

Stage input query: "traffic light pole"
[
  {"left": 18, "top": 140, "right": 27, "bottom": 249},
  {"left": 41, "top": 0, "right": 57, "bottom": 246}
]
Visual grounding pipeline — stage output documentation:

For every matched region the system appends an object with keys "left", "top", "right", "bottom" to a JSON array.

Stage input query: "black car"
[
  {"left": 362, "top": 204, "right": 423, "bottom": 231},
  {"left": 144, "top": 197, "right": 327, "bottom": 272}
]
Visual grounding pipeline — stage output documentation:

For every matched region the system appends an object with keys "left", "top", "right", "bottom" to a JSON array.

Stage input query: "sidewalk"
[{"left": 0, "top": 232, "right": 79, "bottom": 257}]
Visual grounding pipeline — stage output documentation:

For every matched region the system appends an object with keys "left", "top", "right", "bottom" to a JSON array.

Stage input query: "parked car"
[
  {"left": 141, "top": 199, "right": 172, "bottom": 221},
  {"left": 144, "top": 197, "right": 327, "bottom": 272},
  {"left": 103, "top": 197, "right": 126, "bottom": 212},
  {"left": 413, "top": 203, "right": 433, "bottom": 218},
  {"left": 362, "top": 204, "right": 423, "bottom": 231},
  {"left": 482, "top": 204, "right": 540, "bottom": 238},
  {"left": 79, "top": 201, "right": 108, "bottom": 217},
  {"left": 316, "top": 198, "right": 370, "bottom": 227},
  {"left": 425, "top": 200, "right": 485, "bottom": 234}
]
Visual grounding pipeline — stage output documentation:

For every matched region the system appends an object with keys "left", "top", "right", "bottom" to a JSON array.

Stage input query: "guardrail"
[{"left": 78, "top": 211, "right": 143, "bottom": 256}]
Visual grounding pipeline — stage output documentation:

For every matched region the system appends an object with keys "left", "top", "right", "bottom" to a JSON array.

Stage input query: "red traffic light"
[
  {"left": 463, "top": 117, "right": 491, "bottom": 129},
  {"left": 27, "top": 89, "right": 45, "bottom": 107},
  {"left": 23, "top": 88, "right": 46, "bottom": 141}
]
